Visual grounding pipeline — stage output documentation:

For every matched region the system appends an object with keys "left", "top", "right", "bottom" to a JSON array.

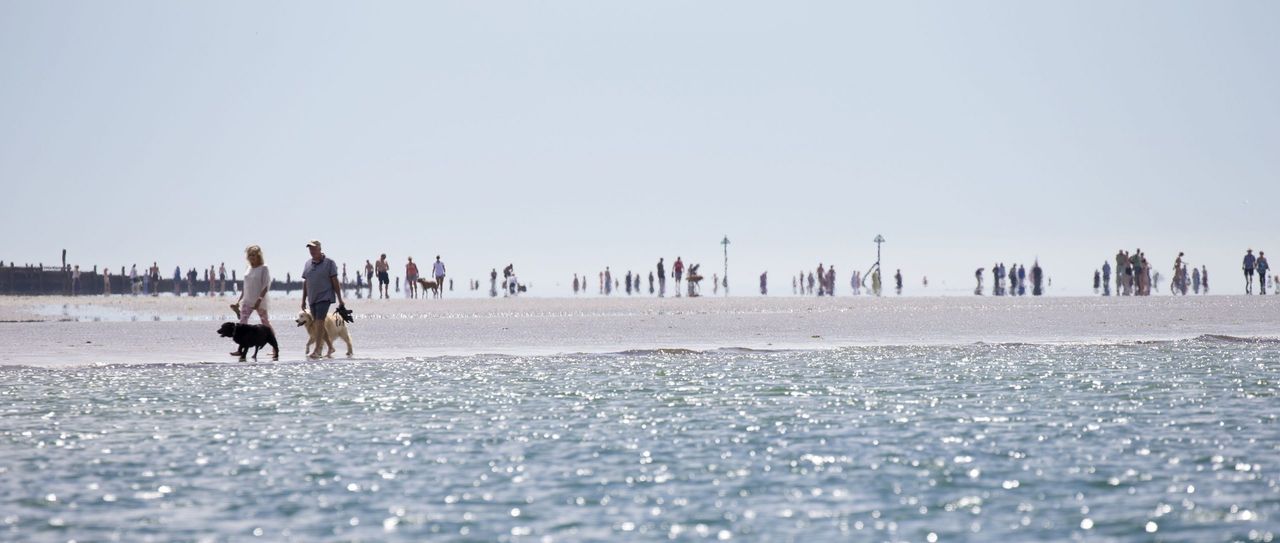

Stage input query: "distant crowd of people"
[
  {"left": 1090, "top": 248, "right": 1273, "bottom": 296},
  {"left": 1093, "top": 249, "right": 1160, "bottom": 296},
  {"left": 974, "top": 261, "right": 1046, "bottom": 296},
  {"left": 570, "top": 259, "right": 913, "bottom": 298},
  {"left": 28, "top": 246, "right": 1280, "bottom": 300},
  {"left": 575, "top": 257, "right": 712, "bottom": 297}
]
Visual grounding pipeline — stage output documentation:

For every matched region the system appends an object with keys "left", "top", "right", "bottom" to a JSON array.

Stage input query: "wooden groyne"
[{"left": 0, "top": 265, "right": 304, "bottom": 296}]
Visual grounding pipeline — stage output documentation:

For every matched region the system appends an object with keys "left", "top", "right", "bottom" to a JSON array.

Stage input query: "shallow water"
[{"left": 2, "top": 339, "right": 1279, "bottom": 541}]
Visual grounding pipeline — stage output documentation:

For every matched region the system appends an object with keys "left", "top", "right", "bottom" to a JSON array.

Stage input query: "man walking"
[
  {"left": 1244, "top": 249, "right": 1257, "bottom": 294},
  {"left": 376, "top": 254, "right": 390, "bottom": 299},
  {"left": 1257, "top": 251, "right": 1270, "bottom": 295},
  {"left": 433, "top": 256, "right": 446, "bottom": 298},
  {"left": 302, "top": 240, "right": 344, "bottom": 359},
  {"left": 672, "top": 257, "right": 684, "bottom": 297},
  {"left": 1101, "top": 260, "right": 1111, "bottom": 296},
  {"left": 150, "top": 262, "right": 160, "bottom": 297},
  {"left": 656, "top": 258, "right": 667, "bottom": 297}
]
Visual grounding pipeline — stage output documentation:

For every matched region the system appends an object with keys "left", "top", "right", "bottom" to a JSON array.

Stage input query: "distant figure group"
[
  {"left": 1094, "top": 249, "right": 1211, "bottom": 296},
  {"left": 1244, "top": 249, "right": 1270, "bottom": 295},
  {"left": 976, "top": 262, "right": 1044, "bottom": 296}
]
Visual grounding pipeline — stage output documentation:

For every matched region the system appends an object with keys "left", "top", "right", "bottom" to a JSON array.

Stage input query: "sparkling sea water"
[{"left": 2, "top": 338, "right": 1278, "bottom": 541}]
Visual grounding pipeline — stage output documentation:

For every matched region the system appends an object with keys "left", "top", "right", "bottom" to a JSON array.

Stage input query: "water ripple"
[{"left": 1, "top": 341, "right": 1278, "bottom": 541}]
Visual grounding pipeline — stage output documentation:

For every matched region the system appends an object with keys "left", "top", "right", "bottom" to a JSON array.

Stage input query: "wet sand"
[{"left": 1, "top": 294, "right": 1277, "bottom": 367}]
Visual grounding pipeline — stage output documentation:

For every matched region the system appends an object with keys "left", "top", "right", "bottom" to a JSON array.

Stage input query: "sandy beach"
[{"left": 1, "top": 294, "right": 1276, "bottom": 367}]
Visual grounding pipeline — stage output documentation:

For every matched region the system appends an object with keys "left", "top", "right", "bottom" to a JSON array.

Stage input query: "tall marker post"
[{"left": 721, "top": 235, "right": 730, "bottom": 296}]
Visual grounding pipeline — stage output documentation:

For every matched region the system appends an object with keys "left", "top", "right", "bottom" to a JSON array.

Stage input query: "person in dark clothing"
[
  {"left": 1257, "top": 251, "right": 1270, "bottom": 295},
  {"left": 656, "top": 258, "right": 667, "bottom": 297},
  {"left": 1244, "top": 249, "right": 1257, "bottom": 294}
]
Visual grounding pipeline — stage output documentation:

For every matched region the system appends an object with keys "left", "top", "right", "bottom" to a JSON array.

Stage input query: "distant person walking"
[
  {"left": 894, "top": 269, "right": 903, "bottom": 295},
  {"left": 1115, "top": 250, "right": 1127, "bottom": 295},
  {"left": 656, "top": 258, "right": 666, "bottom": 297},
  {"left": 1257, "top": 251, "right": 1270, "bottom": 295},
  {"left": 1244, "top": 249, "right": 1257, "bottom": 294},
  {"left": 759, "top": 271, "right": 768, "bottom": 295},
  {"left": 376, "top": 254, "right": 390, "bottom": 299},
  {"left": 1202, "top": 266, "right": 1209, "bottom": 294},
  {"left": 405, "top": 257, "right": 419, "bottom": 299},
  {"left": 672, "top": 257, "right": 684, "bottom": 297},
  {"left": 573, "top": 274, "right": 580, "bottom": 294},
  {"left": 364, "top": 260, "right": 375, "bottom": 297},
  {"left": 433, "top": 256, "right": 447, "bottom": 298},
  {"left": 1101, "top": 261, "right": 1111, "bottom": 296},
  {"left": 1031, "top": 261, "right": 1044, "bottom": 296},
  {"left": 604, "top": 267, "right": 613, "bottom": 295}
]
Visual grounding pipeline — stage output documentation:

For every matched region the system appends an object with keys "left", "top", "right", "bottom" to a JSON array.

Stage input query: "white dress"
[{"left": 242, "top": 265, "right": 271, "bottom": 311}]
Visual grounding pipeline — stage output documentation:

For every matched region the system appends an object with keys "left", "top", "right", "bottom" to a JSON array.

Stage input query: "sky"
[{"left": 2, "top": 1, "right": 1278, "bottom": 295}]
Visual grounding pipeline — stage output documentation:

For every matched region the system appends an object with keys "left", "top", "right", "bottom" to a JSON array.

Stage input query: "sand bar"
[{"left": 0, "top": 294, "right": 1276, "bottom": 367}]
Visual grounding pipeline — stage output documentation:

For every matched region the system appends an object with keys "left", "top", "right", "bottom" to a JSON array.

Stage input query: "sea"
[{"left": 2, "top": 337, "right": 1278, "bottom": 542}]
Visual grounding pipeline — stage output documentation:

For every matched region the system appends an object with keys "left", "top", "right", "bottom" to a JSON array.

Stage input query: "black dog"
[{"left": 217, "top": 322, "right": 279, "bottom": 361}]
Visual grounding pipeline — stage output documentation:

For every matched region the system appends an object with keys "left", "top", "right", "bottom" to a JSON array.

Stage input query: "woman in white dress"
[{"left": 232, "top": 245, "right": 273, "bottom": 341}]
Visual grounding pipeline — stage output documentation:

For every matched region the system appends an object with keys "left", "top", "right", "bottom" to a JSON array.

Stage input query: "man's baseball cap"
[{"left": 306, "top": 240, "right": 322, "bottom": 248}]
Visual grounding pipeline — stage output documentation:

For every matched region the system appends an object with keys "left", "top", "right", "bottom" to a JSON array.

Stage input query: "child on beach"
[{"left": 231, "top": 246, "right": 274, "bottom": 351}]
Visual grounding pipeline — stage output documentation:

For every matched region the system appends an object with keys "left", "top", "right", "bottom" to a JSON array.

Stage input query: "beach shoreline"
[{"left": 1, "top": 294, "right": 1276, "bottom": 367}]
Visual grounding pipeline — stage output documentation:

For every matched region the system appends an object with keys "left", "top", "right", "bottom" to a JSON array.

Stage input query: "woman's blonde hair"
[{"left": 245, "top": 245, "right": 265, "bottom": 266}]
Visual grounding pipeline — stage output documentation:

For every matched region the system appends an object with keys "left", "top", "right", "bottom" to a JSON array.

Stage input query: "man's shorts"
[
  {"left": 310, "top": 302, "right": 332, "bottom": 321},
  {"left": 378, "top": 272, "right": 389, "bottom": 284},
  {"left": 1246, "top": 269, "right": 1255, "bottom": 276}
]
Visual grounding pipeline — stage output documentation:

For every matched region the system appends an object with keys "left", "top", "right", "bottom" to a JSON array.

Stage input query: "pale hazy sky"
[{"left": 2, "top": 1, "right": 1277, "bottom": 294}]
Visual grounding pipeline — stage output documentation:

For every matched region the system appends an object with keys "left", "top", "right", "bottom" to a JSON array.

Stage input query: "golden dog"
[
  {"left": 295, "top": 310, "right": 354, "bottom": 358},
  {"left": 416, "top": 278, "right": 441, "bottom": 298}
]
